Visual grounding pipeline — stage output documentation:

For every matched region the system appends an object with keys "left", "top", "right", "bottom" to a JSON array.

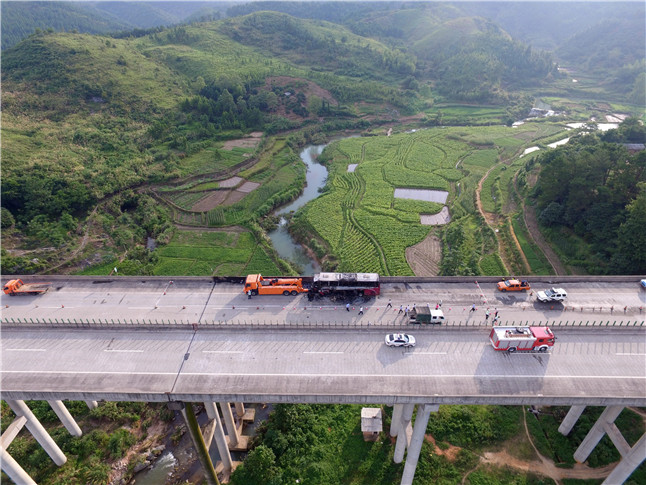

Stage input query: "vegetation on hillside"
[{"left": 529, "top": 119, "right": 646, "bottom": 274}]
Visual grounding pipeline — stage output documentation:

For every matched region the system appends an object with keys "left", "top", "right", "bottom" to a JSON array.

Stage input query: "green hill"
[{"left": 0, "top": 1, "right": 220, "bottom": 50}]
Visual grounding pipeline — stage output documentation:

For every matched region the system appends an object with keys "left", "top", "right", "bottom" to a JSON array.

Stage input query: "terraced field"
[{"left": 298, "top": 123, "right": 568, "bottom": 276}]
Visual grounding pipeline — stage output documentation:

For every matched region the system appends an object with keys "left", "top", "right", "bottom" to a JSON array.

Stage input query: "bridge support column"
[
  {"left": 6, "top": 400, "right": 66, "bottom": 466},
  {"left": 234, "top": 402, "right": 245, "bottom": 418},
  {"left": 204, "top": 402, "right": 218, "bottom": 421},
  {"left": 401, "top": 404, "right": 438, "bottom": 485},
  {"left": 219, "top": 402, "right": 240, "bottom": 448},
  {"left": 181, "top": 402, "right": 220, "bottom": 485},
  {"left": 1, "top": 448, "right": 37, "bottom": 485},
  {"left": 393, "top": 404, "right": 414, "bottom": 464},
  {"left": 558, "top": 405, "right": 586, "bottom": 435},
  {"left": 574, "top": 406, "right": 624, "bottom": 463},
  {"left": 390, "top": 404, "right": 404, "bottom": 437},
  {"left": 602, "top": 432, "right": 646, "bottom": 484},
  {"left": 48, "top": 400, "right": 82, "bottom": 437},
  {"left": 203, "top": 402, "right": 233, "bottom": 470},
  {"left": 85, "top": 400, "right": 98, "bottom": 410}
]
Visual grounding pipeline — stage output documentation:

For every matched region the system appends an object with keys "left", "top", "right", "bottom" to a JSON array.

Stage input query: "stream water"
[{"left": 267, "top": 143, "right": 329, "bottom": 275}]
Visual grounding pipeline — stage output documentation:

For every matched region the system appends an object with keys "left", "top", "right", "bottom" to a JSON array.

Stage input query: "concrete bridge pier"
[
  {"left": 393, "top": 404, "right": 415, "bottom": 463},
  {"left": 558, "top": 405, "right": 586, "bottom": 435},
  {"left": 234, "top": 402, "right": 245, "bottom": 418},
  {"left": 574, "top": 406, "right": 624, "bottom": 463},
  {"left": 401, "top": 404, "right": 439, "bottom": 485},
  {"left": 5, "top": 400, "right": 66, "bottom": 466},
  {"left": 47, "top": 400, "right": 82, "bottom": 437},
  {"left": 1, "top": 448, "right": 37, "bottom": 485},
  {"left": 203, "top": 402, "right": 233, "bottom": 470},
  {"left": 219, "top": 402, "right": 240, "bottom": 447},
  {"left": 602, "top": 432, "right": 646, "bottom": 484},
  {"left": 390, "top": 404, "right": 404, "bottom": 437}
]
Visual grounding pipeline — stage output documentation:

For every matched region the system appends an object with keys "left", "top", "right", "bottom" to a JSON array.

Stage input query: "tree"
[
  {"left": 613, "top": 185, "right": 646, "bottom": 273},
  {"left": 231, "top": 445, "right": 282, "bottom": 485}
]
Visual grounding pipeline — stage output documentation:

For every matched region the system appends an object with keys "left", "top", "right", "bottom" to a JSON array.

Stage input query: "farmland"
[{"left": 293, "top": 122, "right": 569, "bottom": 275}]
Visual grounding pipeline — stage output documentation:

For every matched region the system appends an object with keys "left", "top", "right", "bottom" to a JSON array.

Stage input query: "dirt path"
[
  {"left": 41, "top": 205, "right": 99, "bottom": 274},
  {"left": 523, "top": 203, "right": 567, "bottom": 276},
  {"left": 461, "top": 407, "right": 617, "bottom": 483},
  {"left": 475, "top": 165, "right": 519, "bottom": 273}
]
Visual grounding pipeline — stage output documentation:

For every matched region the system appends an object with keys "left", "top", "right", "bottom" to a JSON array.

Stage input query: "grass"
[{"left": 512, "top": 214, "right": 554, "bottom": 275}]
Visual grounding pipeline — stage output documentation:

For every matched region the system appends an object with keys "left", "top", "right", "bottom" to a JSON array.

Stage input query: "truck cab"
[{"left": 244, "top": 274, "right": 306, "bottom": 296}]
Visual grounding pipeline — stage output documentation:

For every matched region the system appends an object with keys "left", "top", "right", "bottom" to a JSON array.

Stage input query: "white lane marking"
[
  {"left": 4, "top": 348, "right": 46, "bottom": 352},
  {"left": 303, "top": 351, "right": 344, "bottom": 354},
  {"left": 415, "top": 352, "right": 448, "bottom": 355},
  {"left": 616, "top": 353, "right": 646, "bottom": 356},
  {"left": 103, "top": 349, "right": 144, "bottom": 353},
  {"left": 203, "top": 351, "right": 243, "bottom": 354}
]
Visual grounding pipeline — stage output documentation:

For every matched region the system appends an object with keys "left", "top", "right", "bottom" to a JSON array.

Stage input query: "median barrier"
[{"left": 2, "top": 317, "right": 644, "bottom": 329}]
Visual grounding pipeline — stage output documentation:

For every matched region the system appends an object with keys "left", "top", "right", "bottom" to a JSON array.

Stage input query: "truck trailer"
[{"left": 489, "top": 326, "right": 555, "bottom": 353}]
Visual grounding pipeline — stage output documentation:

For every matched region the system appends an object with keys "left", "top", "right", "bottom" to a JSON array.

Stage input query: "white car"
[
  {"left": 385, "top": 334, "right": 416, "bottom": 347},
  {"left": 641, "top": 279, "right": 646, "bottom": 289},
  {"left": 536, "top": 287, "right": 567, "bottom": 302}
]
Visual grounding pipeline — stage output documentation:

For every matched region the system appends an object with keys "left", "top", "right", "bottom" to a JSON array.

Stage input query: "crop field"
[
  {"left": 152, "top": 230, "right": 280, "bottom": 276},
  {"left": 299, "top": 123, "right": 567, "bottom": 275}
]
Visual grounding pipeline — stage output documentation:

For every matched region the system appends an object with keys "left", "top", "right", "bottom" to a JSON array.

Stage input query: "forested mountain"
[
  {"left": 531, "top": 120, "right": 646, "bottom": 274},
  {"left": 1, "top": 1, "right": 233, "bottom": 49},
  {"left": 1, "top": 1, "right": 129, "bottom": 49}
]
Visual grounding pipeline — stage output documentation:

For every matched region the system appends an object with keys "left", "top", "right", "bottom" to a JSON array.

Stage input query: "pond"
[{"left": 394, "top": 188, "right": 449, "bottom": 204}]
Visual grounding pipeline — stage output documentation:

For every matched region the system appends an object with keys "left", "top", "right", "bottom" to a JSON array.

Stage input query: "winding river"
[{"left": 267, "top": 143, "right": 329, "bottom": 275}]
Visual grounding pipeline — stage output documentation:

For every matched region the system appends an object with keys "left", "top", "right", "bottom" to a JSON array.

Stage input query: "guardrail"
[
  {"left": 2, "top": 317, "right": 643, "bottom": 330},
  {"left": 4, "top": 274, "right": 645, "bottom": 285}
]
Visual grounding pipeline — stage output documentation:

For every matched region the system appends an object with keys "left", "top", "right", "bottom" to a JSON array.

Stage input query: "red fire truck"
[{"left": 489, "top": 326, "right": 555, "bottom": 353}]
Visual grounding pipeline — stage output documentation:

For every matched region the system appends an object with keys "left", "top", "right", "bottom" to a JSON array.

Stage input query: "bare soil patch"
[
  {"left": 222, "top": 132, "right": 263, "bottom": 150},
  {"left": 406, "top": 232, "right": 441, "bottom": 276},
  {"left": 218, "top": 176, "right": 243, "bottom": 188},
  {"left": 237, "top": 181, "right": 261, "bottom": 193},
  {"left": 190, "top": 191, "right": 230, "bottom": 212},
  {"left": 224, "top": 190, "right": 248, "bottom": 205},
  {"left": 420, "top": 206, "right": 451, "bottom": 226},
  {"left": 266, "top": 76, "right": 338, "bottom": 104},
  {"left": 425, "top": 435, "right": 462, "bottom": 461}
]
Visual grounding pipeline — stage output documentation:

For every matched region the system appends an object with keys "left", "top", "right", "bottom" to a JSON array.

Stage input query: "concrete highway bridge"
[{"left": 1, "top": 275, "right": 645, "bottom": 484}]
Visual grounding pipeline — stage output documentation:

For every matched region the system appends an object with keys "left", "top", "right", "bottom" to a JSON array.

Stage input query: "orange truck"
[
  {"left": 3, "top": 279, "right": 51, "bottom": 296},
  {"left": 244, "top": 274, "right": 307, "bottom": 296},
  {"left": 497, "top": 278, "right": 530, "bottom": 292}
]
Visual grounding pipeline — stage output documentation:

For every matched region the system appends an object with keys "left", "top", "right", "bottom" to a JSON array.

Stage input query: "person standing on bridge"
[
  {"left": 485, "top": 309, "right": 490, "bottom": 321},
  {"left": 386, "top": 299, "right": 392, "bottom": 309},
  {"left": 358, "top": 306, "right": 364, "bottom": 315},
  {"left": 346, "top": 303, "right": 350, "bottom": 312},
  {"left": 398, "top": 304, "right": 403, "bottom": 314},
  {"left": 470, "top": 303, "right": 476, "bottom": 312},
  {"left": 247, "top": 290, "right": 252, "bottom": 299}
]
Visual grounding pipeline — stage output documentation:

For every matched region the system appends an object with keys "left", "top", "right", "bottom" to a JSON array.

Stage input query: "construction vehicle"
[
  {"left": 409, "top": 306, "right": 445, "bottom": 324},
  {"left": 3, "top": 279, "right": 51, "bottom": 296},
  {"left": 307, "top": 272, "right": 380, "bottom": 300},
  {"left": 489, "top": 326, "right": 555, "bottom": 353},
  {"left": 497, "top": 278, "right": 530, "bottom": 292},
  {"left": 244, "top": 274, "right": 306, "bottom": 296}
]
